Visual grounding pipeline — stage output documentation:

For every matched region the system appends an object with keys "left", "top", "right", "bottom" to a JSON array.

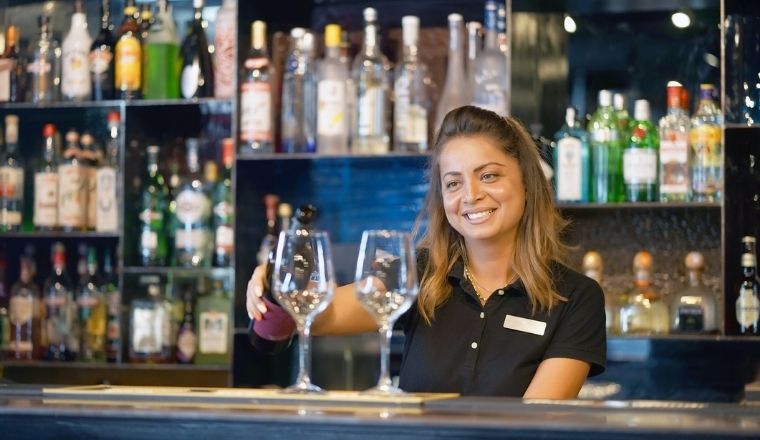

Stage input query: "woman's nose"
[{"left": 463, "top": 180, "right": 483, "bottom": 203}]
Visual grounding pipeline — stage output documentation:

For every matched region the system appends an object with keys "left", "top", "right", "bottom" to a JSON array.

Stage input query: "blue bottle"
[{"left": 553, "top": 107, "right": 591, "bottom": 203}]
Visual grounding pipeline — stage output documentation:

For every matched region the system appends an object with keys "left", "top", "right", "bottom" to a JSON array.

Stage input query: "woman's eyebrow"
[{"left": 473, "top": 162, "right": 507, "bottom": 173}]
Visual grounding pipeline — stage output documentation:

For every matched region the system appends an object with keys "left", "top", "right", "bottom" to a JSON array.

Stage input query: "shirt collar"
[{"left": 447, "top": 258, "right": 527, "bottom": 296}]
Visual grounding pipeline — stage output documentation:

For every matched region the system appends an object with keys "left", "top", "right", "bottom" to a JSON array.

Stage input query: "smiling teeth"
[{"left": 466, "top": 210, "right": 494, "bottom": 220}]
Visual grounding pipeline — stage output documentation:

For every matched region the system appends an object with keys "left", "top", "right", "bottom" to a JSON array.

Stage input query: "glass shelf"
[
  {"left": 0, "top": 231, "right": 120, "bottom": 239},
  {"left": 608, "top": 334, "right": 760, "bottom": 342},
  {"left": 122, "top": 266, "right": 234, "bottom": 277},
  {"left": 556, "top": 201, "right": 721, "bottom": 210},
  {"left": 0, "top": 98, "right": 231, "bottom": 110},
  {"left": 236, "top": 151, "right": 430, "bottom": 161}
]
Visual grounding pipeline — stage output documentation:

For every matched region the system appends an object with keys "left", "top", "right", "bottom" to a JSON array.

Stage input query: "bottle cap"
[
  {"left": 325, "top": 24, "right": 341, "bottom": 47},
  {"left": 107, "top": 111, "right": 121, "bottom": 123},
  {"left": 684, "top": 251, "right": 704, "bottom": 271},
  {"left": 633, "top": 250, "right": 653, "bottom": 271},
  {"left": 565, "top": 107, "right": 576, "bottom": 126},
  {"left": 42, "top": 123, "right": 57, "bottom": 138},
  {"left": 363, "top": 7, "right": 377, "bottom": 23},
  {"left": 598, "top": 90, "right": 612, "bottom": 107},
  {"left": 742, "top": 236, "right": 756, "bottom": 244},
  {"left": 290, "top": 27, "right": 305, "bottom": 39},
  {"left": 633, "top": 99, "right": 651, "bottom": 121},
  {"left": 402, "top": 15, "right": 420, "bottom": 46},
  {"left": 448, "top": 13, "right": 463, "bottom": 23},
  {"left": 278, "top": 203, "right": 293, "bottom": 219},
  {"left": 613, "top": 93, "right": 625, "bottom": 111}
]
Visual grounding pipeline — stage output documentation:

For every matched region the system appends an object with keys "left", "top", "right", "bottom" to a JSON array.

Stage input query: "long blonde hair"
[{"left": 413, "top": 106, "right": 568, "bottom": 324}]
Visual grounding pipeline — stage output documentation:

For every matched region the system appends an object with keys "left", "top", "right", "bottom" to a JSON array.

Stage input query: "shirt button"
[
  {"left": 497, "top": 289, "right": 505, "bottom": 296},
  {"left": 471, "top": 342, "right": 478, "bottom": 349},
  {"left": 479, "top": 312, "right": 485, "bottom": 319}
]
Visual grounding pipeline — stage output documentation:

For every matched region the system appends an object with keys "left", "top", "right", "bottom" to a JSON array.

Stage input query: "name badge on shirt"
[{"left": 503, "top": 314, "right": 546, "bottom": 336}]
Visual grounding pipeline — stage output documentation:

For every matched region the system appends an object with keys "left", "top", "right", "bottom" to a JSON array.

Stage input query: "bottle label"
[
  {"left": 676, "top": 304, "right": 705, "bottom": 331},
  {"left": 115, "top": 36, "right": 142, "bottom": 91},
  {"left": 659, "top": 137, "right": 689, "bottom": 195},
  {"left": 199, "top": 311, "right": 228, "bottom": 354},
  {"left": 0, "top": 166, "right": 23, "bottom": 198},
  {"left": 58, "top": 164, "right": 87, "bottom": 228},
  {"left": 176, "top": 190, "right": 211, "bottom": 224},
  {"left": 736, "top": 288, "right": 760, "bottom": 328},
  {"left": 87, "top": 167, "right": 98, "bottom": 228},
  {"left": 591, "top": 127, "right": 617, "bottom": 143},
  {"left": 240, "top": 82, "right": 272, "bottom": 142},
  {"left": 623, "top": 148, "right": 657, "bottom": 184},
  {"left": 213, "top": 11, "right": 236, "bottom": 98},
  {"left": 62, "top": 49, "right": 91, "bottom": 98},
  {"left": 213, "top": 201, "right": 233, "bottom": 222},
  {"left": 556, "top": 137, "right": 583, "bottom": 201},
  {"left": 175, "top": 229, "right": 209, "bottom": 251},
  {"left": 140, "top": 230, "right": 158, "bottom": 251},
  {"left": 689, "top": 125, "right": 722, "bottom": 167},
  {"left": 357, "top": 86, "right": 385, "bottom": 137},
  {"left": 215, "top": 225, "right": 234, "bottom": 252},
  {"left": 177, "top": 329, "right": 197, "bottom": 360},
  {"left": 0, "top": 59, "right": 14, "bottom": 101},
  {"left": 180, "top": 64, "right": 201, "bottom": 99},
  {"left": 131, "top": 307, "right": 161, "bottom": 354},
  {"left": 34, "top": 172, "right": 59, "bottom": 227},
  {"left": 317, "top": 79, "right": 347, "bottom": 137},
  {"left": 89, "top": 47, "right": 113, "bottom": 75},
  {"left": 96, "top": 167, "right": 118, "bottom": 232},
  {"left": 10, "top": 296, "right": 33, "bottom": 325}
]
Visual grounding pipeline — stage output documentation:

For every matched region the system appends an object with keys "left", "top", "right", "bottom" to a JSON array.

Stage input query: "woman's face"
[{"left": 439, "top": 135, "right": 526, "bottom": 249}]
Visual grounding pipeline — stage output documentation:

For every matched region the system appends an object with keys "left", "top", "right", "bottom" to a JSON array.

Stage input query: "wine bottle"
[
  {"left": 179, "top": 0, "right": 214, "bottom": 99},
  {"left": 90, "top": 0, "right": 116, "bottom": 101}
]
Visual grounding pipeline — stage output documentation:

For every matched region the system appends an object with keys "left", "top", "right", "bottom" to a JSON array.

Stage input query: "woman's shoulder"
[{"left": 549, "top": 261, "right": 604, "bottom": 300}]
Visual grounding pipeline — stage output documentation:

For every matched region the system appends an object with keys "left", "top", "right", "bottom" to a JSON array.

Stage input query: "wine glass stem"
[
  {"left": 377, "top": 323, "right": 393, "bottom": 389},
  {"left": 296, "top": 323, "right": 312, "bottom": 386}
]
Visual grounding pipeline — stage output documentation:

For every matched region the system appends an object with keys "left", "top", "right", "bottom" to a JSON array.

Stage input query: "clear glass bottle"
[
  {"left": 34, "top": 124, "right": 59, "bottom": 231},
  {"left": 582, "top": 251, "right": 619, "bottom": 334},
  {"left": 214, "top": 0, "right": 236, "bottom": 99},
  {"left": 195, "top": 279, "right": 231, "bottom": 365},
  {"left": 588, "top": 89, "right": 623, "bottom": 203},
  {"left": 435, "top": 14, "right": 469, "bottom": 130},
  {"left": 619, "top": 251, "right": 670, "bottom": 335},
  {"left": 658, "top": 81, "right": 690, "bottom": 202},
  {"left": 139, "top": 145, "right": 168, "bottom": 266},
  {"left": 61, "top": 0, "right": 93, "bottom": 101},
  {"left": 736, "top": 236, "right": 759, "bottom": 335},
  {"left": 316, "top": 24, "right": 349, "bottom": 154},
  {"left": 0, "top": 25, "right": 25, "bottom": 103},
  {"left": 129, "top": 282, "right": 171, "bottom": 363},
  {"left": 689, "top": 83, "right": 723, "bottom": 202},
  {"left": 670, "top": 251, "right": 719, "bottom": 334},
  {"left": 352, "top": 7, "right": 391, "bottom": 154},
  {"left": 42, "top": 242, "right": 76, "bottom": 361},
  {"left": 114, "top": 0, "right": 142, "bottom": 99},
  {"left": 90, "top": 0, "right": 115, "bottom": 101},
  {"left": 9, "top": 257, "right": 41, "bottom": 360},
  {"left": 472, "top": 0, "right": 509, "bottom": 116},
  {"left": 393, "top": 16, "right": 431, "bottom": 153},
  {"left": 553, "top": 107, "right": 590, "bottom": 203},
  {"left": 102, "top": 251, "right": 121, "bottom": 363},
  {"left": 174, "top": 139, "right": 212, "bottom": 267},
  {"left": 213, "top": 139, "right": 234, "bottom": 267},
  {"left": 281, "top": 28, "right": 317, "bottom": 154},
  {"left": 76, "top": 246, "right": 106, "bottom": 361},
  {"left": 465, "top": 21, "right": 482, "bottom": 105},
  {"left": 179, "top": 0, "right": 214, "bottom": 99},
  {"left": 0, "top": 115, "right": 24, "bottom": 231},
  {"left": 80, "top": 132, "right": 99, "bottom": 231},
  {"left": 27, "top": 15, "right": 57, "bottom": 103},
  {"left": 96, "top": 112, "right": 120, "bottom": 232},
  {"left": 623, "top": 99, "right": 659, "bottom": 202},
  {"left": 57, "top": 129, "right": 87, "bottom": 231},
  {"left": 143, "top": 0, "right": 180, "bottom": 100},
  {"left": 240, "top": 20, "right": 273, "bottom": 154}
]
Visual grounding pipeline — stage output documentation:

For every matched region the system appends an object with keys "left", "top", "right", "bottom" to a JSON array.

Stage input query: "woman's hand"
[{"left": 246, "top": 263, "right": 269, "bottom": 321}]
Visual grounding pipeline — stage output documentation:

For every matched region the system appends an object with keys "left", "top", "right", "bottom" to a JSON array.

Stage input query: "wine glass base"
[
  {"left": 362, "top": 384, "right": 407, "bottom": 396},
  {"left": 281, "top": 382, "right": 326, "bottom": 394}
]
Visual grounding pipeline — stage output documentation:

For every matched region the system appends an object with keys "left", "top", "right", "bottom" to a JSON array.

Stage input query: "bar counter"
[{"left": 1, "top": 385, "right": 759, "bottom": 439}]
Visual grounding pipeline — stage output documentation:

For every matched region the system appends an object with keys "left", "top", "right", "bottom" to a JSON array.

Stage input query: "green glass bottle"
[
  {"left": 213, "top": 139, "right": 234, "bottom": 267},
  {"left": 143, "top": 0, "right": 180, "bottom": 99},
  {"left": 624, "top": 99, "right": 659, "bottom": 202},
  {"left": 194, "top": 279, "right": 230, "bottom": 365},
  {"left": 588, "top": 89, "right": 624, "bottom": 203},
  {"left": 139, "top": 146, "right": 168, "bottom": 266},
  {"left": 76, "top": 246, "right": 107, "bottom": 362}
]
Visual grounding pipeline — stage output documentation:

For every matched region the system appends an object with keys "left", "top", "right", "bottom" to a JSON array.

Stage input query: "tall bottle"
[
  {"left": 213, "top": 139, "right": 234, "bottom": 267},
  {"left": 9, "top": 256, "right": 41, "bottom": 360},
  {"left": 553, "top": 107, "right": 590, "bottom": 203},
  {"left": 316, "top": 24, "right": 349, "bottom": 154},
  {"left": 352, "top": 7, "right": 391, "bottom": 154},
  {"left": 90, "top": 0, "right": 115, "bottom": 101},
  {"left": 472, "top": 0, "right": 510, "bottom": 116},
  {"left": 256, "top": 194, "right": 280, "bottom": 266},
  {"left": 281, "top": 29, "right": 317, "bottom": 154},
  {"left": 27, "top": 15, "right": 57, "bottom": 103},
  {"left": 213, "top": 0, "right": 237, "bottom": 99},
  {"left": 0, "top": 115, "right": 23, "bottom": 232},
  {"left": 139, "top": 3, "right": 154, "bottom": 40},
  {"left": 179, "top": 0, "right": 214, "bottom": 99},
  {"left": 465, "top": 21, "right": 482, "bottom": 104},
  {"left": 143, "top": 0, "right": 180, "bottom": 100},
  {"left": 80, "top": 132, "right": 99, "bottom": 230},
  {"left": 393, "top": 16, "right": 431, "bottom": 153},
  {"left": 42, "top": 242, "right": 76, "bottom": 361},
  {"left": 689, "top": 83, "right": 723, "bottom": 202},
  {"left": 736, "top": 236, "right": 759, "bottom": 335},
  {"left": 194, "top": 279, "right": 230, "bottom": 365},
  {"left": 175, "top": 284, "right": 196, "bottom": 364},
  {"left": 129, "top": 282, "right": 172, "bottom": 363},
  {"left": 62, "top": 0, "right": 93, "bottom": 101},
  {"left": 658, "top": 81, "right": 690, "bottom": 202},
  {"left": 239, "top": 21, "right": 273, "bottom": 154},
  {"left": 58, "top": 130, "right": 87, "bottom": 231},
  {"left": 76, "top": 246, "right": 106, "bottom": 361},
  {"left": 435, "top": 14, "right": 469, "bottom": 130},
  {"left": 114, "top": 0, "right": 142, "bottom": 100},
  {"left": 0, "top": 252, "right": 9, "bottom": 355},
  {"left": 174, "top": 139, "right": 212, "bottom": 267},
  {"left": 102, "top": 251, "right": 121, "bottom": 362},
  {"left": 34, "top": 124, "right": 59, "bottom": 231},
  {"left": 588, "top": 89, "right": 623, "bottom": 203},
  {"left": 0, "top": 25, "right": 25, "bottom": 103},
  {"left": 96, "top": 112, "right": 120, "bottom": 232},
  {"left": 623, "top": 99, "right": 659, "bottom": 202},
  {"left": 670, "top": 251, "right": 718, "bottom": 334},
  {"left": 583, "top": 251, "right": 617, "bottom": 334},
  {"left": 138, "top": 145, "right": 168, "bottom": 266},
  {"left": 619, "top": 251, "right": 670, "bottom": 335}
]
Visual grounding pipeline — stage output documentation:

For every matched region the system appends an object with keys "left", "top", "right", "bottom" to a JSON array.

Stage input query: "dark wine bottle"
[
  {"left": 90, "top": 0, "right": 115, "bottom": 101},
  {"left": 179, "top": 0, "right": 214, "bottom": 99},
  {"left": 248, "top": 204, "right": 317, "bottom": 354}
]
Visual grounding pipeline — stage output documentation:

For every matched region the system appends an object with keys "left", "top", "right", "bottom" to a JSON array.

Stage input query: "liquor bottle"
[
  {"left": 256, "top": 194, "right": 280, "bottom": 266},
  {"left": 553, "top": 107, "right": 590, "bottom": 203},
  {"left": 472, "top": 1, "right": 510, "bottom": 116},
  {"left": 139, "top": 3, "right": 154, "bottom": 40},
  {"left": 0, "top": 115, "right": 24, "bottom": 231},
  {"left": 27, "top": 15, "right": 57, "bottom": 103},
  {"left": 174, "top": 139, "right": 212, "bottom": 267},
  {"left": 352, "top": 7, "right": 392, "bottom": 154},
  {"left": 80, "top": 132, "right": 99, "bottom": 230},
  {"left": 129, "top": 282, "right": 171, "bottom": 363},
  {"left": 588, "top": 89, "right": 623, "bottom": 203},
  {"left": 175, "top": 284, "right": 196, "bottom": 364},
  {"left": 42, "top": 242, "right": 76, "bottom": 361},
  {"left": 670, "top": 251, "right": 719, "bottom": 334},
  {"left": 143, "top": 0, "right": 180, "bottom": 100},
  {"left": 613, "top": 93, "right": 630, "bottom": 139},
  {"left": 138, "top": 145, "right": 168, "bottom": 266},
  {"left": 435, "top": 14, "right": 469, "bottom": 130},
  {"left": 58, "top": 129, "right": 88, "bottom": 231},
  {"left": 465, "top": 21, "right": 482, "bottom": 104},
  {"left": 316, "top": 24, "right": 349, "bottom": 155},
  {"left": 393, "top": 16, "right": 431, "bottom": 153},
  {"left": 9, "top": 256, "right": 41, "bottom": 360},
  {"left": 623, "top": 99, "right": 659, "bottom": 202},
  {"left": 658, "top": 81, "right": 690, "bottom": 202},
  {"left": 619, "top": 251, "right": 670, "bottom": 335},
  {"left": 277, "top": 202, "right": 293, "bottom": 232},
  {"left": 76, "top": 246, "right": 106, "bottom": 361},
  {"left": 179, "top": 0, "right": 214, "bottom": 99},
  {"left": 114, "top": 0, "right": 142, "bottom": 100},
  {"left": 736, "top": 236, "right": 759, "bottom": 335},
  {"left": 0, "top": 252, "right": 8, "bottom": 356},
  {"left": 96, "top": 112, "right": 120, "bottom": 232},
  {"left": 496, "top": 2, "right": 508, "bottom": 55},
  {"left": 281, "top": 29, "right": 317, "bottom": 154},
  {"left": 90, "top": 0, "right": 115, "bottom": 101},
  {"left": 62, "top": 0, "right": 93, "bottom": 101},
  {"left": 0, "top": 25, "right": 25, "bottom": 103},
  {"left": 34, "top": 124, "right": 59, "bottom": 230},
  {"left": 213, "top": 139, "right": 234, "bottom": 267},
  {"left": 689, "top": 84, "right": 723, "bottom": 202},
  {"left": 195, "top": 279, "right": 230, "bottom": 365},
  {"left": 240, "top": 20, "right": 273, "bottom": 154},
  {"left": 102, "top": 251, "right": 121, "bottom": 362},
  {"left": 583, "top": 250, "right": 618, "bottom": 334},
  {"left": 214, "top": 0, "right": 236, "bottom": 99}
]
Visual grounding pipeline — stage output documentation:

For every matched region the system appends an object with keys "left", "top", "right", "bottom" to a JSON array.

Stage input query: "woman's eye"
[
  {"left": 444, "top": 180, "right": 460, "bottom": 190},
  {"left": 481, "top": 173, "right": 498, "bottom": 182}
]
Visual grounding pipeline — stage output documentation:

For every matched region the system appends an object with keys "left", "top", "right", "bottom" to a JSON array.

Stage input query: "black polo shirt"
[{"left": 397, "top": 256, "right": 606, "bottom": 397}]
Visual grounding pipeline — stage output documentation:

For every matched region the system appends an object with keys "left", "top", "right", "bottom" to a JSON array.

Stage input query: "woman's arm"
[
  {"left": 311, "top": 282, "right": 378, "bottom": 335},
  {"left": 522, "top": 358, "right": 590, "bottom": 399}
]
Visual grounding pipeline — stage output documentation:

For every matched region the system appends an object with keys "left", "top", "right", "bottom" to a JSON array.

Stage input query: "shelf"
[
  {"left": 608, "top": 334, "right": 760, "bottom": 342},
  {"left": 0, "top": 98, "right": 231, "bottom": 111},
  {"left": 0, "top": 231, "right": 120, "bottom": 239},
  {"left": 724, "top": 123, "right": 760, "bottom": 130},
  {"left": 236, "top": 151, "right": 430, "bottom": 161},
  {"left": 0, "top": 360, "right": 229, "bottom": 371},
  {"left": 556, "top": 201, "right": 721, "bottom": 210},
  {"left": 122, "top": 266, "right": 234, "bottom": 277}
]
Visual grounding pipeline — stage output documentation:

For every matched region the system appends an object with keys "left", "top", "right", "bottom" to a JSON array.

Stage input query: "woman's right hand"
[{"left": 246, "top": 263, "right": 269, "bottom": 321}]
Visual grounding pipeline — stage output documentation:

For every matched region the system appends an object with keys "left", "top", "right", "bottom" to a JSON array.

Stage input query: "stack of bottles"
[{"left": 553, "top": 83, "right": 723, "bottom": 204}]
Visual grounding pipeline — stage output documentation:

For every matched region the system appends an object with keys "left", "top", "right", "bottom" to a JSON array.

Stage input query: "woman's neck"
[{"left": 465, "top": 238, "right": 517, "bottom": 291}]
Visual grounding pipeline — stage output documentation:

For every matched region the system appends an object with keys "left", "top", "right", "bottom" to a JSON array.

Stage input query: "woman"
[{"left": 247, "top": 106, "right": 606, "bottom": 399}]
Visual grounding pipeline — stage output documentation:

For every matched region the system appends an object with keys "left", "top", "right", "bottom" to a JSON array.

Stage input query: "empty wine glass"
[
  {"left": 272, "top": 229, "right": 336, "bottom": 393},
  {"left": 355, "top": 230, "right": 418, "bottom": 395}
]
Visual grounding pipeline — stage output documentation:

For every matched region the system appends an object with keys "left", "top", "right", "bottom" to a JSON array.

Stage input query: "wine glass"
[
  {"left": 272, "top": 229, "right": 336, "bottom": 393},
  {"left": 355, "top": 230, "right": 419, "bottom": 395}
]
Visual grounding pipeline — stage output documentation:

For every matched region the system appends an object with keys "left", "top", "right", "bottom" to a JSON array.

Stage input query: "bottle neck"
[
  {"left": 362, "top": 23, "right": 378, "bottom": 56},
  {"left": 325, "top": 45, "right": 340, "bottom": 60},
  {"left": 71, "top": 12, "right": 88, "bottom": 31},
  {"left": 43, "top": 138, "right": 56, "bottom": 162},
  {"left": 447, "top": 23, "right": 465, "bottom": 75},
  {"left": 687, "top": 270, "right": 703, "bottom": 287}
]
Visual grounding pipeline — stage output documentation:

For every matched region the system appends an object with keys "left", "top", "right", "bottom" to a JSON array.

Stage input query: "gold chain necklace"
[{"left": 463, "top": 264, "right": 488, "bottom": 305}]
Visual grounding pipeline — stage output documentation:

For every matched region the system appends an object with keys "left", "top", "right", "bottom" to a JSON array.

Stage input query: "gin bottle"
[
  {"left": 619, "top": 251, "right": 669, "bottom": 335},
  {"left": 613, "top": 93, "right": 630, "bottom": 139},
  {"left": 139, "top": 146, "right": 168, "bottom": 266},
  {"left": 58, "top": 130, "right": 88, "bottom": 231},
  {"left": 76, "top": 246, "right": 106, "bottom": 361},
  {"left": 129, "top": 282, "right": 171, "bottom": 363},
  {"left": 623, "top": 99, "right": 658, "bottom": 202},
  {"left": 588, "top": 89, "right": 623, "bottom": 203},
  {"left": 96, "top": 112, "right": 120, "bottom": 232},
  {"left": 472, "top": 1, "right": 509, "bottom": 116},
  {"left": 670, "top": 251, "right": 718, "bottom": 334},
  {"left": 240, "top": 21, "right": 273, "bottom": 154},
  {"left": 689, "top": 84, "right": 722, "bottom": 202},
  {"left": 195, "top": 279, "right": 231, "bottom": 365},
  {"left": 736, "top": 236, "right": 759, "bottom": 335},
  {"left": 553, "top": 107, "right": 590, "bottom": 203},
  {"left": 213, "top": 139, "right": 234, "bottom": 267},
  {"left": 316, "top": 24, "right": 349, "bottom": 154},
  {"left": 435, "top": 14, "right": 469, "bottom": 129},
  {"left": 42, "top": 242, "right": 76, "bottom": 361},
  {"left": 0, "top": 115, "right": 24, "bottom": 231},
  {"left": 27, "top": 15, "right": 57, "bottom": 103},
  {"left": 658, "top": 81, "right": 690, "bottom": 202},
  {"left": 61, "top": 0, "right": 93, "bottom": 101},
  {"left": 9, "top": 257, "right": 41, "bottom": 360},
  {"left": 102, "top": 251, "right": 121, "bottom": 363},
  {"left": 393, "top": 16, "right": 431, "bottom": 153},
  {"left": 174, "top": 139, "right": 212, "bottom": 267},
  {"left": 34, "top": 124, "right": 59, "bottom": 231},
  {"left": 281, "top": 28, "right": 317, "bottom": 153}
]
